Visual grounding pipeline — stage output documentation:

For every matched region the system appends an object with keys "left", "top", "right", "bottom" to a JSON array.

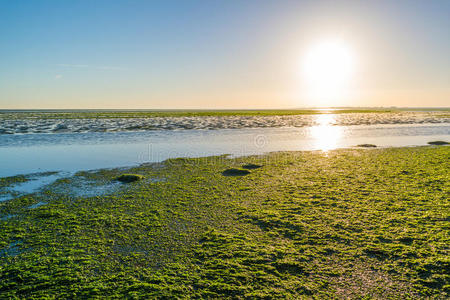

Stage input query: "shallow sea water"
[
  {"left": 0, "top": 113, "right": 448, "bottom": 196},
  {"left": 1, "top": 111, "right": 448, "bottom": 134}
]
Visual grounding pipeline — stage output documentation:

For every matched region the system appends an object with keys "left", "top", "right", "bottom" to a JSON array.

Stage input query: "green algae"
[
  {"left": 0, "top": 109, "right": 393, "bottom": 120},
  {"left": 0, "top": 175, "right": 28, "bottom": 190},
  {"left": 0, "top": 146, "right": 448, "bottom": 298}
]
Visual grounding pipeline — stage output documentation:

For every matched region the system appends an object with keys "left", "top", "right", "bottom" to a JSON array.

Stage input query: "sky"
[{"left": 0, "top": 0, "right": 449, "bottom": 109}]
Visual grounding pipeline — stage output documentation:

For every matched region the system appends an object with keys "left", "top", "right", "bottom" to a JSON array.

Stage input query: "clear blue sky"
[{"left": 0, "top": 0, "right": 449, "bottom": 108}]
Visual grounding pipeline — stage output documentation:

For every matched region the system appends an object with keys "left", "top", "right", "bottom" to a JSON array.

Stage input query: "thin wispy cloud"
[
  {"left": 56, "top": 64, "right": 126, "bottom": 71},
  {"left": 54, "top": 74, "right": 63, "bottom": 79},
  {"left": 57, "top": 64, "right": 89, "bottom": 68},
  {"left": 95, "top": 66, "right": 126, "bottom": 71}
]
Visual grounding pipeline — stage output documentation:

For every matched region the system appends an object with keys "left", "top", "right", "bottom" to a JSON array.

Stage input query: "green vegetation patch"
[
  {"left": 0, "top": 109, "right": 393, "bottom": 120},
  {"left": 0, "top": 175, "right": 28, "bottom": 189},
  {"left": 0, "top": 147, "right": 449, "bottom": 298}
]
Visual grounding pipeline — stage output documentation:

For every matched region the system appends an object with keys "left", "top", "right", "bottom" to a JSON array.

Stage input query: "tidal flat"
[
  {"left": 1, "top": 110, "right": 448, "bottom": 134},
  {"left": 0, "top": 146, "right": 449, "bottom": 298}
]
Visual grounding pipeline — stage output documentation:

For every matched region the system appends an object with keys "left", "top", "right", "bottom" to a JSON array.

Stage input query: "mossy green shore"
[
  {"left": 1, "top": 147, "right": 449, "bottom": 298},
  {"left": 0, "top": 109, "right": 392, "bottom": 119}
]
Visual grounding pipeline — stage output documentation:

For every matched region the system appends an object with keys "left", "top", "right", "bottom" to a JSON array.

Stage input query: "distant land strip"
[{"left": 0, "top": 109, "right": 395, "bottom": 119}]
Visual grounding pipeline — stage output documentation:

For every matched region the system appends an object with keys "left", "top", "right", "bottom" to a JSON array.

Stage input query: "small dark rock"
[
  {"left": 242, "top": 163, "right": 263, "bottom": 170},
  {"left": 356, "top": 144, "right": 377, "bottom": 148},
  {"left": 222, "top": 168, "right": 251, "bottom": 177},
  {"left": 427, "top": 141, "right": 449, "bottom": 145},
  {"left": 115, "top": 174, "right": 144, "bottom": 183},
  {"left": 398, "top": 237, "right": 414, "bottom": 245}
]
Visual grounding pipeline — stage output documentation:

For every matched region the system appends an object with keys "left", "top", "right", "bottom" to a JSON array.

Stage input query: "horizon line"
[{"left": 0, "top": 106, "right": 449, "bottom": 111}]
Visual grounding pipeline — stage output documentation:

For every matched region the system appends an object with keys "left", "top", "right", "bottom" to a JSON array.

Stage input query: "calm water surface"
[{"left": 1, "top": 114, "right": 448, "bottom": 178}]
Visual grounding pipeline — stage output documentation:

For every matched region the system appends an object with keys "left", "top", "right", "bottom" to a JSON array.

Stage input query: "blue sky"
[{"left": 0, "top": 0, "right": 449, "bottom": 108}]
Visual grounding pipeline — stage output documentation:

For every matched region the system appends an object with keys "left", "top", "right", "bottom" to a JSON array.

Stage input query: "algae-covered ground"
[
  {"left": 0, "top": 109, "right": 392, "bottom": 119},
  {"left": 0, "top": 147, "right": 449, "bottom": 298}
]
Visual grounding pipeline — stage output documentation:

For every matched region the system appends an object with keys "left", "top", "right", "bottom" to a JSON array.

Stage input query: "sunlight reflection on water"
[{"left": 310, "top": 115, "right": 343, "bottom": 151}]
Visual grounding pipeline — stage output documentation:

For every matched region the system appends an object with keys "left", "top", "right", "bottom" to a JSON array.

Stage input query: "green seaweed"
[
  {"left": 0, "top": 109, "right": 394, "bottom": 120},
  {"left": 0, "top": 147, "right": 448, "bottom": 298}
]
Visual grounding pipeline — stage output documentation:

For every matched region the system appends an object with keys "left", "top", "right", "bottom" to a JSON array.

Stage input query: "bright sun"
[{"left": 302, "top": 38, "right": 356, "bottom": 106}]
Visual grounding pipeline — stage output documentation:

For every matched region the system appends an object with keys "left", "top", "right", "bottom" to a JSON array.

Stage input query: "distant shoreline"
[
  {"left": 0, "top": 109, "right": 397, "bottom": 119},
  {"left": 0, "top": 107, "right": 449, "bottom": 113}
]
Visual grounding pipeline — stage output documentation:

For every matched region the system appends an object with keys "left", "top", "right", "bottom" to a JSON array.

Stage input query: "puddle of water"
[
  {"left": 57, "top": 176, "right": 166, "bottom": 197},
  {"left": 0, "top": 214, "right": 17, "bottom": 221},
  {"left": 149, "top": 177, "right": 166, "bottom": 183},
  {"left": 28, "top": 201, "right": 47, "bottom": 209},
  {"left": 67, "top": 181, "right": 122, "bottom": 197},
  {"left": 0, "top": 241, "right": 22, "bottom": 257},
  {"left": 0, "top": 172, "right": 69, "bottom": 202},
  {"left": 12, "top": 173, "right": 63, "bottom": 194},
  {"left": 0, "top": 194, "right": 14, "bottom": 202}
]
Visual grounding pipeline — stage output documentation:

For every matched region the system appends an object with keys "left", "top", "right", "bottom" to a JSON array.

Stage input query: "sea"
[{"left": 0, "top": 110, "right": 448, "bottom": 198}]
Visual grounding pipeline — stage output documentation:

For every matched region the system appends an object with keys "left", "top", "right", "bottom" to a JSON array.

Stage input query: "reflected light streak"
[{"left": 310, "top": 114, "right": 342, "bottom": 151}]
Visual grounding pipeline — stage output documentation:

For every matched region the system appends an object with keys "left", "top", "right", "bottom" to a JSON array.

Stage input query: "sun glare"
[
  {"left": 310, "top": 114, "right": 342, "bottom": 151},
  {"left": 302, "top": 38, "right": 356, "bottom": 106}
]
